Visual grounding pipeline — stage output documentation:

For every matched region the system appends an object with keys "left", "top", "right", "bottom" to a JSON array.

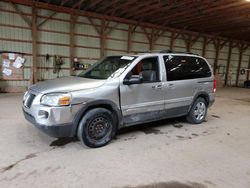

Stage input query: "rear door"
[{"left": 163, "top": 55, "right": 196, "bottom": 116}]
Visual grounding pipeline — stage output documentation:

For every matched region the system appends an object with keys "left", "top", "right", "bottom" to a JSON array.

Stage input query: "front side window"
[
  {"left": 78, "top": 56, "right": 136, "bottom": 79},
  {"left": 126, "top": 57, "right": 160, "bottom": 83},
  {"left": 164, "top": 55, "right": 211, "bottom": 81}
]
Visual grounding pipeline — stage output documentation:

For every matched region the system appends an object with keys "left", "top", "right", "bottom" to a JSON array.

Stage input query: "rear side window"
[{"left": 163, "top": 55, "right": 211, "bottom": 81}]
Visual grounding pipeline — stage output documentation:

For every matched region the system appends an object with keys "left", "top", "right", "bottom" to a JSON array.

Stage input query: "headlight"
[
  {"left": 23, "top": 91, "right": 28, "bottom": 102},
  {"left": 41, "top": 93, "right": 71, "bottom": 107}
]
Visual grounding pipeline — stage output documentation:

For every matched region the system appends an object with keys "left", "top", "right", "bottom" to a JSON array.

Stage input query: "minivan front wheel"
[
  {"left": 77, "top": 108, "right": 116, "bottom": 148},
  {"left": 186, "top": 97, "right": 207, "bottom": 124}
]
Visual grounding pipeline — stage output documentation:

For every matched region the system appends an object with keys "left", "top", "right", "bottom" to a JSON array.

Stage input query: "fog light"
[{"left": 38, "top": 110, "right": 49, "bottom": 119}]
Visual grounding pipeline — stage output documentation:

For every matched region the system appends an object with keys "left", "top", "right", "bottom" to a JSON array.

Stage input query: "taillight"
[{"left": 213, "top": 79, "right": 216, "bottom": 93}]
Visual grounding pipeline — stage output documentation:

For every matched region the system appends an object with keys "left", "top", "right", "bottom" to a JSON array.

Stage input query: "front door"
[{"left": 120, "top": 56, "right": 165, "bottom": 126}]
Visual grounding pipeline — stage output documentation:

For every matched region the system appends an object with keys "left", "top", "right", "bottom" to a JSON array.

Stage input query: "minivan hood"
[{"left": 30, "top": 76, "right": 106, "bottom": 93}]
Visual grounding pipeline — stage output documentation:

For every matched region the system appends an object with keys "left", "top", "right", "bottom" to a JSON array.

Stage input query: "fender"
[
  {"left": 70, "top": 100, "right": 123, "bottom": 137},
  {"left": 189, "top": 91, "right": 210, "bottom": 112}
]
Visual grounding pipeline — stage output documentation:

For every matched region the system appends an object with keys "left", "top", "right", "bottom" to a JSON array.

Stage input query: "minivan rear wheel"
[
  {"left": 77, "top": 108, "right": 116, "bottom": 148},
  {"left": 186, "top": 97, "right": 207, "bottom": 124}
]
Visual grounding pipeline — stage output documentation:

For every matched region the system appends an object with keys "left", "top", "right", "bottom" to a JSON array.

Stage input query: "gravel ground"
[{"left": 0, "top": 87, "right": 250, "bottom": 188}]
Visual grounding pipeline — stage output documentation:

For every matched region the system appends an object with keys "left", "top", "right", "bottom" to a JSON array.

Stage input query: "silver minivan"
[{"left": 23, "top": 51, "right": 216, "bottom": 147}]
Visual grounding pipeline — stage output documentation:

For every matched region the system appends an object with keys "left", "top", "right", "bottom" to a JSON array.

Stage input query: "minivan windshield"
[{"left": 78, "top": 56, "right": 136, "bottom": 79}]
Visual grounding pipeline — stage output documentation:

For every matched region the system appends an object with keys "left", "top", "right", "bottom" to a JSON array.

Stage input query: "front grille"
[{"left": 24, "top": 93, "right": 36, "bottom": 108}]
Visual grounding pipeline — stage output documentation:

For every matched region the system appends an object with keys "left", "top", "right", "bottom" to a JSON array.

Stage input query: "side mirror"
[{"left": 123, "top": 75, "right": 142, "bottom": 85}]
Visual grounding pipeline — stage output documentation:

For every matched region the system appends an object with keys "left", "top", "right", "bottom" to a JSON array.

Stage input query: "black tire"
[
  {"left": 186, "top": 97, "right": 207, "bottom": 124},
  {"left": 77, "top": 108, "right": 116, "bottom": 148}
]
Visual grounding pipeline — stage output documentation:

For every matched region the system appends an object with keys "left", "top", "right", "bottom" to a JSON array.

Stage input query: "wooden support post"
[
  {"left": 170, "top": 31, "right": 181, "bottom": 51},
  {"left": 88, "top": 18, "right": 118, "bottom": 58},
  {"left": 214, "top": 44, "right": 220, "bottom": 75},
  {"left": 127, "top": 25, "right": 133, "bottom": 53},
  {"left": 170, "top": 31, "right": 175, "bottom": 50},
  {"left": 213, "top": 39, "right": 227, "bottom": 75},
  {"left": 236, "top": 49, "right": 243, "bottom": 86},
  {"left": 247, "top": 54, "right": 250, "bottom": 81},
  {"left": 235, "top": 43, "right": 248, "bottom": 86},
  {"left": 154, "top": 30, "right": 164, "bottom": 42},
  {"left": 69, "top": 14, "right": 77, "bottom": 75},
  {"left": 141, "top": 27, "right": 164, "bottom": 51},
  {"left": 100, "top": 19, "right": 106, "bottom": 58},
  {"left": 149, "top": 28, "right": 155, "bottom": 51},
  {"left": 181, "top": 33, "right": 200, "bottom": 52},
  {"left": 181, "top": 34, "right": 192, "bottom": 52},
  {"left": 31, "top": 7, "right": 38, "bottom": 84},
  {"left": 140, "top": 26, "right": 151, "bottom": 51},
  {"left": 202, "top": 37, "right": 207, "bottom": 57},
  {"left": 224, "top": 42, "right": 233, "bottom": 86},
  {"left": 87, "top": 17, "right": 103, "bottom": 57},
  {"left": 186, "top": 35, "right": 191, "bottom": 52},
  {"left": 127, "top": 24, "right": 138, "bottom": 53}
]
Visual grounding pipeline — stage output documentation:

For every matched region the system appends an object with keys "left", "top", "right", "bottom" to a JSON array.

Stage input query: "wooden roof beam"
[
  {"left": 108, "top": 0, "right": 137, "bottom": 13},
  {"left": 210, "top": 23, "right": 250, "bottom": 33},
  {"left": 135, "top": 3, "right": 170, "bottom": 21},
  {"left": 126, "top": 2, "right": 164, "bottom": 19},
  {"left": 60, "top": 0, "right": 71, "bottom": 6},
  {"left": 95, "top": 0, "right": 120, "bottom": 13},
  {"left": 72, "top": 0, "right": 86, "bottom": 9},
  {"left": 173, "top": 2, "right": 250, "bottom": 26},
  {"left": 104, "top": 0, "right": 139, "bottom": 16},
  {"left": 171, "top": 0, "right": 244, "bottom": 25},
  {"left": 119, "top": 1, "right": 152, "bottom": 17},
  {"left": 182, "top": 8, "right": 250, "bottom": 29},
  {"left": 156, "top": 0, "right": 229, "bottom": 23},
  {"left": 221, "top": 27, "right": 250, "bottom": 34},
  {"left": 160, "top": 0, "right": 242, "bottom": 26},
  {"left": 83, "top": 0, "right": 102, "bottom": 10},
  {"left": 200, "top": 14, "right": 250, "bottom": 32},
  {"left": 205, "top": 1, "right": 248, "bottom": 13},
  {"left": 149, "top": 0, "right": 196, "bottom": 23},
  {"left": 6, "top": 0, "right": 250, "bottom": 45}
]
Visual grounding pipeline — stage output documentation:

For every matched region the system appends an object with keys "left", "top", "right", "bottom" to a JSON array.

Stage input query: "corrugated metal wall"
[
  {"left": 0, "top": 2, "right": 32, "bottom": 90},
  {"left": 0, "top": 1, "right": 250, "bottom": 92},
  {"left": 37, "top": 10, "right": 70, "bottom": 80}
]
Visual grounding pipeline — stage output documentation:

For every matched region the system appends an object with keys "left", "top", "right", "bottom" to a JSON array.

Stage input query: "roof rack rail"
[
  {"left": 136, "top": 49, "right": 195, "bottom": 54},
  {"left": 159, "top": 50, "right": 194, "bottom": 54}
]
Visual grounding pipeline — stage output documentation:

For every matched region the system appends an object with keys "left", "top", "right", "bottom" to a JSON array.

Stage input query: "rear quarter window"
[{"left": 163, "top": 55, "right": 212, "bottom": 81}]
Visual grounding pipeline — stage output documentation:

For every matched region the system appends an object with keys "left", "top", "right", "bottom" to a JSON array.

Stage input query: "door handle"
[
  {"left": 168, "top": 83, "right": 175, "bottom": 89},
  {"left": 152, "top": 84, "right": 162, "bottom": 89}
]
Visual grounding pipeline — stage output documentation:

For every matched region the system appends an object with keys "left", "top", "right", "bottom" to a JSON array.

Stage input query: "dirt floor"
[{"left": 0, "top": 87, "right": 250, "bottom": 188}]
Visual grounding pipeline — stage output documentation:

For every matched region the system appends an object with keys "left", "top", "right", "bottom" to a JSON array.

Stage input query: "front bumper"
[
  {"left": 22, "top": 90, "right": 84, "bottom": 138},
  {"left": 22, "top": 89, "right": 85, "bottom": 137},
  {"left": 23, "top": 109, "right": 74, "bottom": 137}
]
